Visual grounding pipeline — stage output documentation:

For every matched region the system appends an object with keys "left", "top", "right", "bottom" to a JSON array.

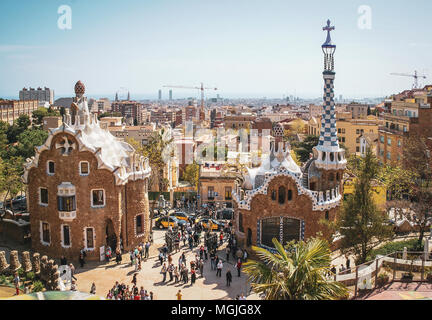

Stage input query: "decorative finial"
[
  {"left": 322, "top": 19, "right": 335, "bottom": 47},
  {"left": 74, "top": 80, "right": 85, "bottom": 98}
]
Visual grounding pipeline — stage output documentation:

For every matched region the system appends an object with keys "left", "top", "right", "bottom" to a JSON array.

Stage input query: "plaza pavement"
[{"left": 74, "top": 229, "right": 260, "bottom": 300}]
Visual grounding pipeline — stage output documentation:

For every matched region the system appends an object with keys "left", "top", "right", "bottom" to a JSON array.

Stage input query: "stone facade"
[{"left": 23, "top": 81, "right": 151, "bottom": 261}]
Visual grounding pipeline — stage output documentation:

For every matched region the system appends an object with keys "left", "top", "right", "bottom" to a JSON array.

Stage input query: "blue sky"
[{"left": 1, "top": 0, "right": 431, "bottom": 99}]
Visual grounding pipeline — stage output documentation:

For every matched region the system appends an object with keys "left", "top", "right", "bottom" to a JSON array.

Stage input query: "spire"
[
  {"left": 313, "top": 20, "right": 346, "bottom": 170},
  {"left": 127, "top": 91, "right": 130, "bottom": 101},
  {"left": 115, "top": 92, "right": 118, "bottom": 102}
]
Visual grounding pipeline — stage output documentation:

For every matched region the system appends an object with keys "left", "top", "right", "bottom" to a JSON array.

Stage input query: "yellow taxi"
[
  {"left": 169, "top": 211, "right": 190, "bottom": 222},
  {"left": 196, "top": 218, "right": 222, "bottom": 231},
  {"left": 155, "top": 216, "right": 185, "bottom": 229}
]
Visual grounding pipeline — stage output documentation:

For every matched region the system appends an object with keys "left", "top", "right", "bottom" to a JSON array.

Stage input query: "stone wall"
[{"left": 235, "top": 175, "right": 337, "bottom": 248}]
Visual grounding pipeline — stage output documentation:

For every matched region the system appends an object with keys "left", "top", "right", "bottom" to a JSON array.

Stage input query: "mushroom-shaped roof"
[{"left": 241, "top": 142, "right": 302, "bottom": 190}]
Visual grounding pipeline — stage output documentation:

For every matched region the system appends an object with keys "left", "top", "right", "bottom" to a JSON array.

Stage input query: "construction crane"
[
  {"left": 163, "top": 83, "right": 218, "bottom": 109},
  {"left": 390, "top": 70, "right": 427, "bottom": 89}
]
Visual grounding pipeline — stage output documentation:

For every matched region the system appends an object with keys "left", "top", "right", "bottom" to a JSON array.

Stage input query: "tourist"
[
  {"left": 106, "top": 290, "right": 113, "bottom": 300},
  {"left": 239, "top": 293, "right": 246, "bottom": 300},
  {"left": 90, "top": 282, "right": 96, "bottom": 294},
  {"left": 115, "top": 249, "right": 122, "bottom": 264},
  {"left": 168, "top": 263, "right": 174, "bottom": 282},
  {"left": 176, "top": 290, "right": 182, "bottom": 300},
  {"left": 70, "top": 280, "right": 77, "bottom": 291},
  {"left": 13, "top": 272, "right": 20, "bottom": 295},
  {"left": 140, "top": 286, "right": 145, "bottom": 300},
  {"left": 168, "top": 254, "right": 173, "bottom": 265},
  {"left": 339, "top": 264, "right": 346, "bottom": 274},
  {"left": 79, "top": 251, "right": 85, "bottom": 268},
  {"left": 346, "top": 257, "right": 351, "bottom": 272},
  {"left": 236, "top": 259, "right": 242, "bottom": 277},
  {"left": 199, "top": 259, "right": 204, "bottom": 277},
  {"left": 132, "top": 273, "right": 137, "bottom": 286},
  {"left": 226, "top": 269, "right": 232, "bottom": 286},
  {"left": 150, "top": 291, "right": 154, "bottom": 300},
  {"left": 210, "top": 251, "right": 215, "bottom": 270},
  {"left": 226, "top": 246, "right": 230, "bottom": 262},
  {"left": 159, "top": 251, "right": 164, "bottom": 266},
  {"left": 174, "top": 266, "right": 180, "bottom": 283},
  {"left": 130, "top": 250, "right": 135, "bottom": 266},
  {"left": 106, "top": 246, "right": 112, "bottom": 261},
  {"left": 330, "top": 265, "right": 337, "bottom": 276},
  {"left": 219, "top": 232, "right": 224, "bottom": 246},
  {"left": 243, "top": 250, "right": 248, "bottom": 262},
  {"left": 161, "top": 263, "right": 167, "bottom": 282},
  {"left": 144, "top": 241, "right": 150, "bottom": 259},
  {"left": 69, "top": 263, "right": 77, "bottom": 281},
  {"left": 216, "top": 259, "right": 223, "bottom": 277}
]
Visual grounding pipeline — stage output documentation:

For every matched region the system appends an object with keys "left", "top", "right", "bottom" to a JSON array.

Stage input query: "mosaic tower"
[{"left": 313, "top": 20, "right": 347, "bottom": 171}]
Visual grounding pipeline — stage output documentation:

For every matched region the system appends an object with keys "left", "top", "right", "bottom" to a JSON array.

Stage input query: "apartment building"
[{"left": 0, "top": 100, "right": 39, "bottom": 125}]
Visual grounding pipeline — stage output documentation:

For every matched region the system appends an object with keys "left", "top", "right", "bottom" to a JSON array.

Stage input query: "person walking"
[
  {"left": 176, "top": 290, "right": 182, "bottom": 300},
  {"left": 130, "top": 250, "right": 135, "bottom": 266},
  {"left": 226, "top": 270, "right": 232, "bottom": 287},
  {"left": 158, "top": 251, "right": 164, "bottom": 266},
  {"left": 79, "top": 251, "right": 85, "bottom": 268},
  {"left": 204, "top": 245, "right": 208, "bottom": 260},
  {"left": 216, "top": 259, "right": 223, "bottom": 277},
  {"left": 69, "top": 263, "right": 77, "bottom": 281},
  {"left": 131, "top": 273, "right": 137, "bottom": 287},
  {"left": 144, "top": 241, "right": 150, "bottom": 259},
  {"left": 168, "top": 263, "right": 174, "bottom": 282},
  {"left": 13, "top": 272, "right": 20, "bottom": 296},
  {"left": 161, "top": 263, "right": 167, "bottom": 283},
  {"left": 199, "top": 259, "right": 204, "bottom": 277},
  {"left": 226, "top": 246, "right": 230, "bottom": 262},
  {"left": 174, "top": 266, "right": 180, "bottom": 283},
  {"left": 90, "top": 282, "right": 96, "bottom": 294},
  {"left": 210, "top": 251, "right": 215, "bottom": 270},
  {"left": 236, "top": 259, "right": 242, "bottom": 277}
]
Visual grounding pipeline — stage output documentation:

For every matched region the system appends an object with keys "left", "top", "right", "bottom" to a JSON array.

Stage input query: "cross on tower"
[{"left": 323, "top": 19, "right": 335, "bottom": 45}]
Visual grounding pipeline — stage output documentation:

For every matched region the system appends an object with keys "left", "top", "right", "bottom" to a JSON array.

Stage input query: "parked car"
[
  {"left": 169, "top": 211, "right": 191, "bottom": 222},
  {"left": 196, "top": 218, "right": 223, "bottom": 231},
  {"left": 155, "top": 216, "right": 186, "bottom": 229}
]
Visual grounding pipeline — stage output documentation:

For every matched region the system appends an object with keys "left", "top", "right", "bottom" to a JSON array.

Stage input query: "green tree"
[
  {"left": 291, "top": 135, "right": 319, "bottom": 163},
  {"left": 31, "top": 107, "right": 60, "bottom": 127},
  {"left": 183, "top": 163, "right": 199, "bottom": 189},
  {"left": 336, "top": 149, "right": 393, "bottom": 264},
  {"left": 9, "top": 129, "right": 48, "bottom": 159},
  {"left": 0, "top": 157, "right": 25, "bottom": 218},
  {"left": 6, "top": 115, "right": 31, "bottom": 143},
  {"left": 243, "top": 237, "right": 348, "bottom": 300}
]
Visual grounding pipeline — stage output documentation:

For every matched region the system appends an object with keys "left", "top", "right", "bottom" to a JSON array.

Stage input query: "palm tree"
[{"left": 243, "top": 237, "right": 348, "bottom": 300}]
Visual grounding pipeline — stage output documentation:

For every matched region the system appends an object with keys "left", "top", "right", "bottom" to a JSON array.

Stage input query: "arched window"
[
  {"left": 271, "top": 190, "right": 277, "bottom": 201},
  {"left": 325, "top": 211, "right": 330, "bottom": 220},
  {"left": 336, "top": 173, "right": 340, "bottom": 181},
  {"left": 330, "top": 152, "right": 334, "bottom": 161},
  {"left": 322, "top": 152, "right": 326, "bottom": 161},
  {"left": 329, "top": 173, "right": 334, "bottom": 182},
  {"left": 287, "top": 189, "right": 293, "bottom": 201},
  {"left": 278, "top": 186, "right": 286, "bottom": 204}
]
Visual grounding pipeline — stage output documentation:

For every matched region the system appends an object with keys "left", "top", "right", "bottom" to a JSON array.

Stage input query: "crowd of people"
[{"left": 67, "top": 201, "right": 251, "bottom": 300}]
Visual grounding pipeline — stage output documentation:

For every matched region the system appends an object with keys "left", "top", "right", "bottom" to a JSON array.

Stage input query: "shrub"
[
  {"left": 17, "top": 268, "right": 25, "bottom": 278},
  {"left": 376, "top": 274, "right": 390, "bottom": 287},
  {"left": 26, "top": 272, "right": 35, "bottom": 282},
  {"left": 32, "top": 281, "right": 44, "bottom": 293},
  {"left": 0, "top": 275, "right": 6, "bottom": 284},
  {"left": 367, "top": 239, "right": 424, "bottom": 261}
]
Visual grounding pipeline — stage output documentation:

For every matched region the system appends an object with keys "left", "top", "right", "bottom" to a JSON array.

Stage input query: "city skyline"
[{"left": 1, "top": 0, "right": 431, "bottom": 99}]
